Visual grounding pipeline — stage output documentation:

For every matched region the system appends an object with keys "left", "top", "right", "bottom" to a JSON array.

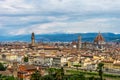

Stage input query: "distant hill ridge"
[{"left": 0, "top": 33, "right": 120, "bottom": 42}]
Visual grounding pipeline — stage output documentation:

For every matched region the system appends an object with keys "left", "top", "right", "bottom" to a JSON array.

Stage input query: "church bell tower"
[
  {"left": 31, "top": 32, "right": 35, "bottom": 46},
  {"left": 77, "top": 35, "right": 81, "bottom": 50}
]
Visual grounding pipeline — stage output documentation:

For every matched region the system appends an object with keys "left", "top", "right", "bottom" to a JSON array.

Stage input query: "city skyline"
[
  {"left": 0, "top": 0, "right": 120, "bottom": 35},
  {"left": 0, "top": 1, "right": 120, "bottom": 79}
]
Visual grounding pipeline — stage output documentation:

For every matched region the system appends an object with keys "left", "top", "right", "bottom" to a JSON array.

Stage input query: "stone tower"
[
  {"left": 77, "top": 35, "right": 81, "bottom": 50},
  {"left": 31, "top": 32, "right": 35, "bottom": 46}
]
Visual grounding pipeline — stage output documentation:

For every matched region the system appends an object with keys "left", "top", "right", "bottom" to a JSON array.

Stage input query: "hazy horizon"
[
  {"left": 0, "top": 32, "right": 120, "bottom": 36},
  {"left": 0, "top": 33, "right": 119, "bottom": 42}
]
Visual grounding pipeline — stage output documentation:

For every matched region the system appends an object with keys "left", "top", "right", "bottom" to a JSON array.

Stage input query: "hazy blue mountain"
[{"left": 0, "top": 33, "right": 120, "bottom": 42}]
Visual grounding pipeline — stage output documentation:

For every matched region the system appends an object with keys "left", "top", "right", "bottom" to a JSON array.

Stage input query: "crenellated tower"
[{"left": 31, "top": 32, "right": 35, "bottom": 46}]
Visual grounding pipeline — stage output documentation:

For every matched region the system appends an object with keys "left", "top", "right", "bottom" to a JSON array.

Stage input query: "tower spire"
[{"left": 98, "top": 31, "right": 101, "bottom": 35}]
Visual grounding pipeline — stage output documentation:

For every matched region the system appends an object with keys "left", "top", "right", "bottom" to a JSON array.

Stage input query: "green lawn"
[{"left": 66, "top": 70, "right": 120, "bottom": 80}]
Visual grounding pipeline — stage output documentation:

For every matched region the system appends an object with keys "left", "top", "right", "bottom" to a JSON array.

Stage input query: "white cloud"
[
  {"left": 0, "top": 0, "right": 120, "bottom": 35},
  {"left": 8, "top": 18, "right": 120, "bottom": 35},
  {"left": 9, "top": 22, "right": 67, "bottom": 35},
  {"left": 0, "top": 0, "right": 34, "bottom": 14},
  {"left": 0, "top": 0, "right": 120, "bottom": 14}
]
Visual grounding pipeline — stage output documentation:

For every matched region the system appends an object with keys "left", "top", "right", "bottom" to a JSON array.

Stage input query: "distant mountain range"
[{"left": 0, "top": 33, "right": 120, "bottom": 42}]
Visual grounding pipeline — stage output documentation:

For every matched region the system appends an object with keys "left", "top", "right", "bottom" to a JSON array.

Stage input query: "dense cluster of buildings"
[{"left": 0, "top": 32, "right": 120, "bottom": 79}]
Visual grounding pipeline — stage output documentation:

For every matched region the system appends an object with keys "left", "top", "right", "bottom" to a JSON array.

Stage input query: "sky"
[{"left": 0, "top": 0, "right": 120, "bottom": 35}]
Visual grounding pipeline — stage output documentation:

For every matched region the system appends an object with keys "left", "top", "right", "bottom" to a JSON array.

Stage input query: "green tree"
[
  {"left": 0, "top": 62, "right": 6, "bottom": 71},
  {"left": 24, "top": 56, "right": 28, "bottom": 62},
  {"left": 73, "top": 64, "right": 81, "bottom": 70},
  {"left": 47, "top": 67, "right": 65, "bottom": 80},
  {"left": 0, "top": 74, "right": 16, "bottom": 80},
  {"left": 88, "top": 76, "right": 95, "bottom": 80},
  {"left": 0, "top": 74, "right": 6, "bottom": 80},
  {"left": 41, "top": 75, "right": 54, "bottom": 80},
  {"left": 97, "top": 63, "right": 104, "bottom": 80},
  {"left": 69, "top": 73, "right": 86, "bottom": 80},
  {"left": 47, "top": 68, "right": 56, "bottom": 75},
  {"left": 30, "top": 70, "right": 41, "bottom": 80},
  {"left": 61, "top": 67, "right": 64, "bottom": 78},
  {"left": 6, "top": 76, "right": 17, "bottom": 80},
  {"left": 54, "top": 67, "right": 65, "bottom": 80}
]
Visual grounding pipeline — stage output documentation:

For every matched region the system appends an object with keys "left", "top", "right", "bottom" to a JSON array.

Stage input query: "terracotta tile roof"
[
  {"left": 68, "top": 57, "right": 77, "bottom": 62},
  {"left": 102, "top": 60, "right": 113, "bottom": 63},
  {"left": 19, "top": 64, "right": 36, "bottom": 71},
  {"left": 94, "top": 32, "right": 105, "bottom": 42},
  {"left": 113, "top": 63, "right": 120, "bottom": 66}
]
